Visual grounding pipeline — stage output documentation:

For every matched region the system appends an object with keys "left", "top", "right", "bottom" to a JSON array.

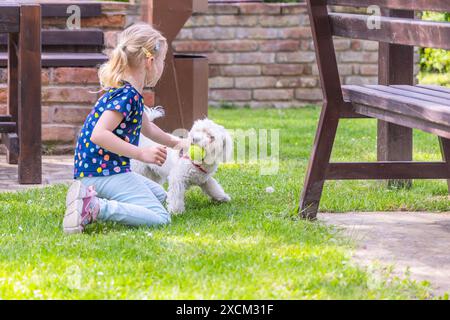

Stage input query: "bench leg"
[
  {"left": 17, "top": 5, "right": 42, "bottom": 184},
  {"left": 439, "top": 137, "right": 450, "bottom": 194},
  {"left": 377, "top": 122, "right": 413, "bottom": 189},
  {"left": 299, "top": 103, "right": 340, "bottom": 220},
  {"left": 377, "top": 10, "right": 415, "bottom": 189},
  {"left": 2, "top": 133, "right": 19, "bottom": 165}
]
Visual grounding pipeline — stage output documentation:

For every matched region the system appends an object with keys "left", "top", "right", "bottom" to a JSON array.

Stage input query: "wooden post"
[
  {"left": 17, "top": 4, "right": 42, "bottom": 184},
  {"left": 377, "top": 9, "right": 415, "bottom": 189},
  {"left": 152, "top": 0, "right": 208, "bottom": 132}
]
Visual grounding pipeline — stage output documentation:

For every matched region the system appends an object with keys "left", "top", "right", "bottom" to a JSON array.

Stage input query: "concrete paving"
[
  {"left": 320, "top": 213, "right": 450, "bottom": 297},
  {"left": 0, "top": 155, "right": 73, "bottom": 192}
]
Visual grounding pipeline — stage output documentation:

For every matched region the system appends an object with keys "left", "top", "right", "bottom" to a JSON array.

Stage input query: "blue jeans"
[{"left": 80, "top": 172, "right": 170, "bottom": 227}]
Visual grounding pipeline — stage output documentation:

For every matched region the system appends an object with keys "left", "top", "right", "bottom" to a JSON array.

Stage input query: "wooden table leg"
[{"left": 17, "top": 4, "right": 42, "bottom": 184}]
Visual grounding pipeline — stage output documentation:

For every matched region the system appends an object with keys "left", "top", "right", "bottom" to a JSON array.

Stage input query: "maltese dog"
[{"left": 131, "top": 107, "right": 233, "bottom": 214}]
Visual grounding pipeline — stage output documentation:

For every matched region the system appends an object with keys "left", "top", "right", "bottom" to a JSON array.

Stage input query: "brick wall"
[{"left": 173, "top": 2, "right": 379, "bottom": 108}]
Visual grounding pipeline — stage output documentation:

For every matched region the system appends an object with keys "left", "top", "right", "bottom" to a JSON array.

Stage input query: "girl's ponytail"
[
  {"left": 98, "top": 23, "right": 167, "bottom": 91},
  {"left": 99, "top": 44, "right": 129, "bottom": 90}
]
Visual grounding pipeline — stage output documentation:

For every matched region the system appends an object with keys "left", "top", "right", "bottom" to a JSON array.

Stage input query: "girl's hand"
[{"left": 138, "top": 146, "right": 167, "bottom": 166}]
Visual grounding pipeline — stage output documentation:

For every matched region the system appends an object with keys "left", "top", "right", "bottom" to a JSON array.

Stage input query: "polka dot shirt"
[{"left": 74, "top": 81, "right": 144, "bottom": 179}]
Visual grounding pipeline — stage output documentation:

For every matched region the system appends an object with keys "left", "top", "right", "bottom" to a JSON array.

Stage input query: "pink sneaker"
[{"left": 63, "top": 180, "right": 100, "bottom": 234}]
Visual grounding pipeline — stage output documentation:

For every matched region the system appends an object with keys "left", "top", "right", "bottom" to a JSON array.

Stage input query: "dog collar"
[{"left": 179, "top": 149, "right": 208, "bottom": 174}]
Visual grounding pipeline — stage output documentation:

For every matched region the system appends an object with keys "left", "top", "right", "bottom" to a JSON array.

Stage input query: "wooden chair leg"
[
  {"left": 17, "top": 5, "right": 42, "bottom": 184},
  {"left": 377, "top": 122, "right": 413, "bottom": 189},
  {"left": 439, "top": 137, "right": 450, "bottom": 194},
  {"left": 299, "top": 103, "right": 340, "bottom": 220},
  {"left": 2, "top": 133, "right": 19, "bottom": 165}
]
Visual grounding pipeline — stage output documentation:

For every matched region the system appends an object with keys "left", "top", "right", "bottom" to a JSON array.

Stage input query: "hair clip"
[
  {"left": 154, "top": 41, "right": 161, "bottom": 52},
  {"left": 142, "top": 47, "right": 153, "bottom": 59}
]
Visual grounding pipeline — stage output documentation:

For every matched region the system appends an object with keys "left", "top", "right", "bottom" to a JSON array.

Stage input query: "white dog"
[{"left": 131, "top": 108, "right": 233, "bottom": 214}]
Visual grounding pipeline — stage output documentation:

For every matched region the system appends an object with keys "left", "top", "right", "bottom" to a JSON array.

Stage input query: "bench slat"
[
  {"left": 0, "top": 6, "right": 19, "bottom": 33},
  {"left": 365, "top": 85, "right": 450, "bottom": 107},
  {"left": 0, "top": 29, "right": 104, "bottom": 46},
  {"left": 43, "top": 29, "right": 103, "bottom": 46},
  {"left": 0, "top": 115, "right": 12, "bottom": 122},
  {"left": 352, "top": 102, "right": 450, "bottom": 140},
  {"left": 330, "top": 13, "right": 450, "bottom": 50},
  {"left": 327, "top": 162, "right": 450, "bottom": 180},
  {"left": 0, "top": 52, "right": 108, "bottom": 68},
  {"left": 41, "top": 52, "right": 108, "bottom": 67},
  {"left": 327, "top": 0, "right": 450, "bottom": 12},
  {"left": 417, "top": 85, "right": 450, "bottom": 95},
  {"left": 342, "top": 85, "right": 450, "bottom": 127},
  {"left": 391, "top": 85, "right": 450, "bottom": 100},
  {"left": 41, "top": 3, "right": 102, "bottom": 18},
  {"left": 0, "top": 122, "right": 16, "bottom": 134}
]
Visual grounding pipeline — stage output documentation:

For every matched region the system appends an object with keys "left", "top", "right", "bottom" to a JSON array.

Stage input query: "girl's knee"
[
  {"left": 134, "top": 172, "right": 167, "bottom": 204},
  {"left": 145, "top": 204, "right": 170, "bottom": 225}
]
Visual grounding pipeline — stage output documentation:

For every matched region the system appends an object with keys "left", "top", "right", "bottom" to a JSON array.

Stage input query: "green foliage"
[
  {"left": 421, "top": 48, "right": 450, "bottom": 73},
  {"left": 420, "top": 12, "right": 450, "bottom": 73}
]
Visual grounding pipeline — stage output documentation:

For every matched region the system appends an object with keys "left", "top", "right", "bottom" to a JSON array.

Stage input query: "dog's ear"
[{"left": 222, "top": 130, "right": 233, "bottom": 163}]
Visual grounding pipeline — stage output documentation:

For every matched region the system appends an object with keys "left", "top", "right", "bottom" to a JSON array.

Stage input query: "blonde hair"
[{"left": 99, "top": 23, "right": 167, "bottom": 90}]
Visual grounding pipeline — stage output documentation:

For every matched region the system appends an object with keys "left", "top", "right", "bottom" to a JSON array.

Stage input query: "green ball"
[{"left": 189, "top": 145, "right": 206, "bottom": 162}]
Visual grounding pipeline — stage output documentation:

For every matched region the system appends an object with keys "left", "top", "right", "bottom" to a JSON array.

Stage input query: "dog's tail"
[{"left": 144, "top": 106, "right": 165, "bottom": 121}]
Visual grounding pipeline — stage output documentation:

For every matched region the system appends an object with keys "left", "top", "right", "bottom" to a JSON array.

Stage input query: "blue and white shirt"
[{"left": 74, "top": 81, "right": 144, "bottom": 179}]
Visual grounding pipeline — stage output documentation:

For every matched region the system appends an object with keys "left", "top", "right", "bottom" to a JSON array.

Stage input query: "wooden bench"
[
  {"left": 0, "top": 2, "right": 107, "bottom": 68},
  {"left": 299, "top": 0, "right": 450, "bottom": 219},
  {"left": 0, "top": 3, "right": 42, "bottom": 184}
]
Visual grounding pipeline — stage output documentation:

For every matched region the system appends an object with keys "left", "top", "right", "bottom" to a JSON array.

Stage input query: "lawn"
[{"left": 1, "top": 107, "right": 448, "bottom": 299}]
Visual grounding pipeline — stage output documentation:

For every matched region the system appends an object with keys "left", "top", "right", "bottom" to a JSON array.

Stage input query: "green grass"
[{"left": 1, "top": 107, "right": 447, "bottom": 299}]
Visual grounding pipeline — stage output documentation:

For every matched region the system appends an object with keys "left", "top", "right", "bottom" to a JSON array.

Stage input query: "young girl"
[{"left": 63, "top": 23, "right": 181, "bottom": 234}]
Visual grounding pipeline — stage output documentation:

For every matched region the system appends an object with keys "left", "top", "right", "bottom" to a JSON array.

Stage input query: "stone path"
[
  {"left": 320, "top": 213, "right": 450, "bottom": 297},
  {"left": 0, "top": 155, "right": 73, "bottom": 192}
]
